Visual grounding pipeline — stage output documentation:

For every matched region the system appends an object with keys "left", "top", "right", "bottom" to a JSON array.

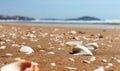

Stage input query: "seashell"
[
  {"left": 116, "top": 59, "right": 120, "bottom": 63},
  {"left": 39, "top": 50, "right": 46, "bottom": 52},
  {"left": 73, "top": 45, "right": 93, "bottom": 56},
  {"left": 105, "top": 63, "right": 113, "bottom": 68},
  {"left": 85, "top": 43, "right": 99, "bottom": 50},
  {"left": 19, "top": 46, "right": 34, "bottom": 54},
  {"left": 83, "top": 60, "right": 91, "bottom": 64},
  {"left": 14, "top": 58, "right": 22, "bottom": 61},
  {"left": 66, "top": 41, "right": 83, "bottom": 47},
  {"left": 57, "top": 48, "right": 64, "bottom": 50},
  {"left": 50, "top": 62, "right": 56, "bottom": 66},
  {"left": 66, "top": 41, "right": 93, "bottom": 56},
  {"left": 0, "top": 46, "right": 6, "bottom": 49},
  {"left": 1, "top": 61, "right": 39, "bottom": 71},
  {"left": 48, "top": 52, "right": 55, "bottom": 55},
  {"left": 5, "top": 53, "right": 13, "bottom": 57},
  {"left": 89, "top": 56, "right": 96, "bottom": 62},
  {"left": 12, "top": 44, "right": 19, "bottom": 47},
  {"left": 64, "top": 67, "right": 77, "bottom": 70},
  {"left": 94, "top": 66, "right": 105, "bottom": 71},
  {"left": 68, "top": 58, "right": 75, "bottom": 62},
  {"left": 101, "top": 59, "right": 107, "bottom": 63}
]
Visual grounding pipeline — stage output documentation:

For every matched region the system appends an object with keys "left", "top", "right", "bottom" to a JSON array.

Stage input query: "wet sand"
[{"left": 0, "top": 23, "right": 120, "bottom": 71}]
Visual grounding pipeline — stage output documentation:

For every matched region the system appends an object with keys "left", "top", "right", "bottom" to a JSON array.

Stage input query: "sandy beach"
[{"left": 0, "top": 23, "right": 120, "bottom": 71}]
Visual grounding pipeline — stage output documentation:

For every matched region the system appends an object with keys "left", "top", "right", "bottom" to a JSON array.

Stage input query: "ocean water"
[{"left": 1, "top": 20, "right": 120, "bottom": 29}]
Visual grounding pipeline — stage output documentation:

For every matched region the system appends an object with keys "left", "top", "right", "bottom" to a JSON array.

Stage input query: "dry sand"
[{"left": 0, "top": 23, "right": 120, "bottom": 71}]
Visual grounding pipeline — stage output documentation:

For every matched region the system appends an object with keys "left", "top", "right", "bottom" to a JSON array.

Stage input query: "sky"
[{"left": 0, "top": 0, "right": 120, "bottom": 20}]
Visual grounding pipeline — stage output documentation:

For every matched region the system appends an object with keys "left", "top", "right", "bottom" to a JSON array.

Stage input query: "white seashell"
[
  {"left": 85, "top": 43, "right": 99, "bottom": 50},
  {"left": 19, "top": 46, "right": 34, "bottom": 54},
  {"left": 94, "top": 66, "right": 105, "bottom": 71},
  {"left": 111, "top": 57, "right": 117, "bottom": 60},
  {"left": 14, "top": 58, "right": 22, "bottom": 61},
  {"left": 101, "top": 59, "right": 107, "bottom": 63},
  {"left": 105, "top": 63, "right": 113, "bottom": 68},
  {"left": 73, "top": 45, "right": 93, "bottom": 56},
  {"left": 66, "top": 41, "right": 93, "bottom": 56},
  {"left": 64, "top": 67, "right": 77, "bottom": 70},
  {"left": 0, "top": 41, "right": 5, "bottom": 45},
  {"left": 83, "top": 60, "right": 91, "bottom": 64},
  {"left": 107, "top": 45, "right": 112, "bottom": 48},
  {"left": 50, "top": 62, "right": 56, "bottom": 66},
  {"left": 89, "top": 56, "right": 96, "bottom": 62},
  {"left": 11, "top": 44, "right": 19, "bottom": 47},
  {"left": 116, "top": 59, "right": 120, "bottom": 63},
  {"left": 66, "top": 41, "right": 82, "bottom": 46},
  {"left": 57, "top": 48, "right": 64, "bottom": 50},
  {"left": 0, "top": 46, "right": 6, "bottom": 49},
  {"left": 68, "top": 58, "right": 75, "bottom": 62},
  {"left": 60, "top": 43, "right": 65, "bottom": 46},
  {"left": 39, "top": 50, "right": 46, "bottom": 52},
  {"left": 48, "top": 52, "right": 55, "bottom": 55},
  {"left": 70, "top": 31, "right": 77, "bottom": 34},
  {"left": 5, "top": 53, "right": 13, "bottom": 57}
]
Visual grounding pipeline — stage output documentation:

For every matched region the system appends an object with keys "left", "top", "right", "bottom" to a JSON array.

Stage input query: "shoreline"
[{"left": 1, "top": 22, "right": 120, "bottom": 29}]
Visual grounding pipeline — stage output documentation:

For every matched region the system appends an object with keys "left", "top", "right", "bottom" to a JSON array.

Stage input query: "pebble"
[{"left": 19, "top": 46, "right": 34, "bottom": 54}]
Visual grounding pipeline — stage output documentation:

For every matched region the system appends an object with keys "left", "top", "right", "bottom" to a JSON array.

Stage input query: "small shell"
[
  {"left": 64, "top": 67, "right": 77, "bottom": 70},
  {"left": 85, "top": 43, "right": 99, "bottom": 50},
  {"left": 68, "top": 58, "right": 75, "bottom": 62},
  {"left": 101, "top": 59, "right": 107, "bottom": 63},
  {"left": 50, "top": 62, "right": 56, "bottom": 66},
  {"left": 0, "top": 46, "right": 6, "bottom": 49},
  {"left": 83, "top": 60, "right": 91, "bottom": 64},
  {"left": 89, "top": 56, "right": 96, "bottom": 62},
  {"left": 94, "top": 66, "right": 105, "bottom": 71},
  {"left": 105, "top": 63, "right": 113, "bottom": 68},
  {"left": 116, "top": 59, "right": 120, "bottom": 63},
  {"left": 48, "top": 52, "right": 55, "bottom": 55},
  {"left": 19, "top": 46, "right": 34, "bottom": 54},
  {"left": 66, "top": 41, "right": 82, "bottom": 47},
  {"left": 5, "top": 53, "right": 13, "bottom": 57}
]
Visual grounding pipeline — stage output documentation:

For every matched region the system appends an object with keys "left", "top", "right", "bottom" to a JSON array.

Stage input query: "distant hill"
[
  {"left": 0, "top": 15, "right": 35, "bottom": 20},
  {"left": 42, "top": 16, "right": 101, "bottom": 21},
  {"left": 66, "top": 16, "right": 100, "bottom": 21}
]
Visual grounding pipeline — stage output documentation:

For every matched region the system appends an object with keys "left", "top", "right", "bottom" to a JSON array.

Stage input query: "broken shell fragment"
[
  {"left": 85, "top": 43, "right": 99, "bottom": 50},
  {"left": 1, "top": 61, "right": 39, "bottom": 71}
]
